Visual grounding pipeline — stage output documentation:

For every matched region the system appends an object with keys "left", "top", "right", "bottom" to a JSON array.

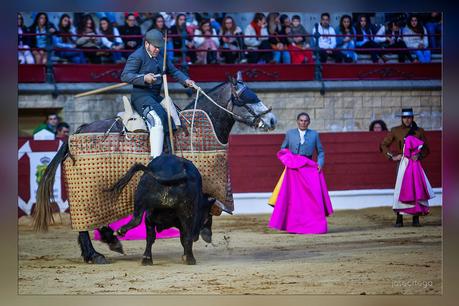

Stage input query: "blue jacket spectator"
[
  {"left": 336, "top": 14, "right": 357, "bottom": 62},
  {"left": 28, "top": 12, "right": 56, "bottom": 65},
  {"left": 355, "top": 14, "right": 387, "bottom": 63},
  {"left": 53, "top": 14, "right": 85, "bottom": 63}
]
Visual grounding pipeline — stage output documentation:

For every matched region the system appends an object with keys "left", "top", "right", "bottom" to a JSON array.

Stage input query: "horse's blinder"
[{"left": 229, "top": 82, "right": 272, "bottom": 127}]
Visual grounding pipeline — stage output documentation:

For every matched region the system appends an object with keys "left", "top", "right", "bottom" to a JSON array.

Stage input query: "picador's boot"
[
  {"left": 145, "top": 109, "right": 164, "bottom": 159},
  {"left": 412, "top": 215, "right": 422, "bottom": 227},
  {"left": 394, "top": 212, "right": 403, "bottom": 227}
]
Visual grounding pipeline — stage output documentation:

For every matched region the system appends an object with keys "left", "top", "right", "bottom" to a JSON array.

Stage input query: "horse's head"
[{"left": 227, "top": 72, "right": 277, "bottom": 131}]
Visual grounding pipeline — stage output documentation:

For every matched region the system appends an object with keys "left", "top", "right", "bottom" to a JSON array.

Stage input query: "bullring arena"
[{"left": 18, "top": 11, "right": 442, "bottom": 295}]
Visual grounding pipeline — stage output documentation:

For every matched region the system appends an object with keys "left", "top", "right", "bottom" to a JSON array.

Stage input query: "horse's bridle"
[{"left": 227, "top": 81, "right": 273, "bottom": 128}]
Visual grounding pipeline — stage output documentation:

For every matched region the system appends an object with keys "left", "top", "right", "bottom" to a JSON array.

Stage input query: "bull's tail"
[
  {"left": 33, "top": 141, "right": 69, "bottom": 232},
  {"left": 106, "top": 163, "right": 149, "bottom": 198}
]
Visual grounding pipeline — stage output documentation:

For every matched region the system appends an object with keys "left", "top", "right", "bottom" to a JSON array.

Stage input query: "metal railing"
[{"left": 18, "top": 31, "right": 442, "bottom": 85}]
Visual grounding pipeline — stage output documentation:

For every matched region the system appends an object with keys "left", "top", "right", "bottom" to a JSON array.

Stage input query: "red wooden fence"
[
  {"left": 18, "top": 131, "right": 441, "bottom": 217},
  {"left": 18, "top": 63, "right": 440, "bottom": 83},
  {"left": 228, "top": 131, "right": 442, "bottom": 192}
]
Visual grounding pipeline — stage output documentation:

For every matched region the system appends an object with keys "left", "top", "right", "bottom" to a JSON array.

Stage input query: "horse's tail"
[
  {"left": 106, "top": 163, "right": 149, "bottom": 197},
  {"left": 33, "top": 141, "right": 69, "bottom": 232}
]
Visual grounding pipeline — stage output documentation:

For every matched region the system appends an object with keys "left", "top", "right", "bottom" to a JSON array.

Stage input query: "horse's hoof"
[
  {"left": 141, "top": 256, "right": 153, "bottom": 266},
  {"left": 85, "top": 253, "right": 109, "bottom": 264},
  {"left": 182, "top": 255, "right": 196, "bottom": 265},
  {"left": 108, "top": 240, "right": 124, "bottom": 254},
  {"left": 200, "top": 228, "right": 212, "bottom": 243}
]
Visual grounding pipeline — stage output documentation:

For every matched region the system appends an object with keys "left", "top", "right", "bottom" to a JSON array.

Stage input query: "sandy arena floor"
[{"left": 18, "top": 206, "right": 442, "bottom": 295}]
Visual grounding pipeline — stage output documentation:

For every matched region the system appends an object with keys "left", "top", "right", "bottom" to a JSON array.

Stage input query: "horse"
[{"left": 34, "top": 71, "right": 277, "bottom": 264}]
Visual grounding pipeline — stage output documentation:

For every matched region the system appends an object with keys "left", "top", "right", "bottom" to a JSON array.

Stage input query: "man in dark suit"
[
  {"left": 121, "top": 29, "right": 195, "bottom": 158},
  {"left": 281, "top": 112, "right": 325, "bottom": 171}
]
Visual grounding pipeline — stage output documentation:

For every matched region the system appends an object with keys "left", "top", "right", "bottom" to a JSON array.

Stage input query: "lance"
[{"left": 162, "top": 30, "right": 175, "bottom": 154}]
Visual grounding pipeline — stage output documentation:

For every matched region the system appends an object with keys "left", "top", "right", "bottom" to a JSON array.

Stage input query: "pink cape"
[
  {"left": 269, "top": 149, "right": 333, "bottom": 234},
  {"left": 94, "top": 213, "right": 180, "bottom": 240},
  {"left": 394, "top": 135, "right": 434, "bottom": 215}
]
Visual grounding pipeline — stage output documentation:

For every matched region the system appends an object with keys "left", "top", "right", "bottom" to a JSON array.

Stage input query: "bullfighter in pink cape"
[
  {"left": 269, "top": 112, "right": 333, "bottom": 234},
  {"left": 393, "top": 135, "right": 435, "bottom": 218},
  {"left": 381, "top": 108, "right": 433, "bottom": 227}
]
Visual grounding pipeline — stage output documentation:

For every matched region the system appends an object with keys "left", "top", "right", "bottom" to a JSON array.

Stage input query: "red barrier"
[
  {"left": 18, "top": 62, "right": 440, "bottom": 83},
  {"left": 322, "top": 63, "right": 441, "bottom": 80},
  {"left": 18, "top": 131, "right": 442, "bottom": 216},
  {"left": 228, "top": 131, "right": 442, "bottom": 192},
  {"left": 18, "top": 64, "right": 46, "bottom": 83}
]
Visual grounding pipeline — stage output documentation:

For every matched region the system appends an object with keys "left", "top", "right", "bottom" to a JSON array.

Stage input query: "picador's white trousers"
[{"left": 145, "top": 110, "right": 164, "bottom": 159}]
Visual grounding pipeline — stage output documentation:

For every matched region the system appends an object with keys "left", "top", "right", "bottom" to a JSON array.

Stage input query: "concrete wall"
[{"left": 18, "top": 80, "right": 442, "bottom": 135}]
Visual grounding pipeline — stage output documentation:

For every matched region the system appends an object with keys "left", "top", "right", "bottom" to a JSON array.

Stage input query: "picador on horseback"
[
  {"left": 120, "top": 29, "right": 195, "bottom": 158},
  {"left": 33, "top": 28, "right": 277, "bottom": 265}
]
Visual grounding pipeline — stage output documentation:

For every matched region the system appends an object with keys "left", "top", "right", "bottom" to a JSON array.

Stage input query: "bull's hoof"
[
  {"left": 108, "top": 240, "right": 124, "bottom": 254},
  {"left": 84, "top": 252, "right": 109, "bottom": 264},
  {"left": 200, "top": 228, "right": 212, "bottom": 243},
  {"left": 182, "top": 255, "right": 196, "bottom": 265},
  {"left": 141, "top": 256, "right": 153, "bottom": 266}
]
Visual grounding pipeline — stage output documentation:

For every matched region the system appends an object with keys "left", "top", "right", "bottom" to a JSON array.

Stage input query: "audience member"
[
  {"left": 312, "top": 12, "right": 343, "bottom": 63},
  {"left": 403, "top": 15, "right": 431, "bottom": 63},
  {"left": 355, "top": 14, "right": 387, "bottom": 63},
  {"left": 220, "top": 16, "right": 244, "bottom": 63},
  {"left": 423, "top": 12, "right": 441, "bottom": 53},
  {"left": 170, "top": 13, "right": 196, "bottom": 64},
  {"left": 99, "top": 17, "right": 124, "bottom": 63},
  {"left": 287, "top": 15, "right": 313, "bottom": 64},
  {"left": 194, "top": 19, "right": 220, "bottom": 64},
  {"left": 76, "top": 14, "right": 102, "bottom": 64},
  {"left": 170, "top": 14, "right": 196, "bottom": 63},
  {"left": 56, "top": 122, "right": 70, "bottom": 140},
  {"left": 336, "top": 15, "right": 357, "bottom": 62},
  {"left": 18, "top": 13, "right": 34, "bottom": 64},
  {"left": 244, "top": 13, "right": 272, "bottom": 64},
  {"left": 95, "top": 12, "right": 118, "bottom": 26},
  {"left": 267, "top": 13, "right": 288, "bottom": 64},
  {"left": 118, "top": 13, "right": 142, "bottom": 59},
  {"left": 275, "top": 14, "right": 292, "bottom": 64},
  {"left": 369, "top": 119, "right": 388, "bottom": 132},
  {"left": 33, "top": 112, "right": 59, "bottom": 135},
  {"left": 138, "top": 12, "right": 155, "bottom": 34},
  {"left": 148, "top": 14, "right": 175, "bottom": 59},
  {"left": 53, "top": 14, "right": 85, "bottom": 63},
  {"left": 28, "top": 12, "right": 56, "bottom": 65},
  {"left": 375, "top": 21, "right": 414, "bottom": 63}
]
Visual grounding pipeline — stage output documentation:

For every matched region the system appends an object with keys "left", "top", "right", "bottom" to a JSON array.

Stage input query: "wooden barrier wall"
[{"left": 228, "top": 131, "right": 441, "bottom": 192}]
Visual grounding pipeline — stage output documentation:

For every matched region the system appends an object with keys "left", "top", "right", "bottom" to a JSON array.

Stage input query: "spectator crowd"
[{"left": 18, "top": 11, "right": 441, "bottom": 65}]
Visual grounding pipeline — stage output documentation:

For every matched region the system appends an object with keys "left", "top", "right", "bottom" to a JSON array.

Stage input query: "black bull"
[{"left": 107, "top": 154, "right": 214, "bottom": 265}]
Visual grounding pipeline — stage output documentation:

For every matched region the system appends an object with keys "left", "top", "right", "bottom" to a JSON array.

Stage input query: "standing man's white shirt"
[{"left": 298, "top": 128, "right": 306, "bottom": 144}]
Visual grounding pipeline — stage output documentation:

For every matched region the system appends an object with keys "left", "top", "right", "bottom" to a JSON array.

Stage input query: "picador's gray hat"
[{"left": 144, "top": 29, "right": 165, "bottom": 48}]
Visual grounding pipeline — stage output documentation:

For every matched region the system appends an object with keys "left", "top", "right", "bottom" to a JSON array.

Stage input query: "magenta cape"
[
  {"left": 94, "top": 213, "right": 179, "bottom": 241},
  {"left": 394, "top": 135, "right": 434, "bottom": 215},
  {"left": 269, "top": 149, "right": 333, "bottom": 234}
]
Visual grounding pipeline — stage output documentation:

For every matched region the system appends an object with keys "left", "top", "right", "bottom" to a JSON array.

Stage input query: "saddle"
[
  {"left": 119, "top": 96, "right": 148, "bottom": 132},
  {"left": 119, "top": 95, "right": 183, "bottom": 133}
]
